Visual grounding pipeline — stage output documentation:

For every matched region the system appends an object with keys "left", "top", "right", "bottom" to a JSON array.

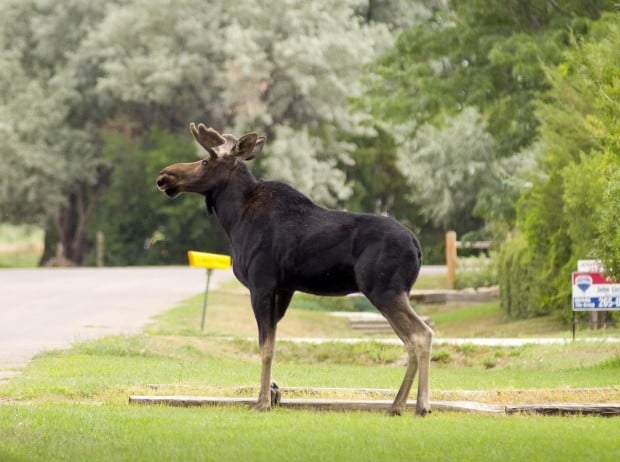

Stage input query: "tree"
[
  {"left": 260, "top": 126, "right": 352, "bottom": 207},
  {"left": 0, "top": 0, "right": 111, "bottom": 264},
  {"left": 87, "top": 128, "right": 229, "bottom": 265},
  {"left": 216, "top": 1, "right": 407, "bottom": 206},
  {"left": 502, "top": 11, "right": 620, "bottom": 317},
  {"left": 359, "top": 0, "right": 615, "bottom": 236},
  {"left": 397, "top": 107, "right": 495, "bottom": 231},
  {"left": 0, "top": 0, "right": 433, "bottom": 265}
]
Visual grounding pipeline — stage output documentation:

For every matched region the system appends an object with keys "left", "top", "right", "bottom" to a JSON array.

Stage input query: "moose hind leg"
[{"left": 376, "top": 292, "right": 434, "bottom": 416}]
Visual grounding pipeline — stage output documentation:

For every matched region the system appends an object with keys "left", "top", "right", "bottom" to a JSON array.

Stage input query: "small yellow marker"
[{"left": 187, "top": 251, "right": 232, "bottom": 331}]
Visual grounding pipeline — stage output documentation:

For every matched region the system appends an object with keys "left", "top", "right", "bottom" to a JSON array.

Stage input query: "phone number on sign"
[{"left": 573, "top": 297, "right": 620, "bottom": 309}]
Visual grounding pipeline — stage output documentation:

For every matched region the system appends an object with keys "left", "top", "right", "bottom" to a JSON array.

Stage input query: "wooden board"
[
  {"left": 505, "top": 403, "right": 620, "bottom": 416},
  {"left": 128, "top": 395, "right": 503, "bottom": 415},
  {"left": 129, "top": 395, "right": 620, "bottom": 416}
]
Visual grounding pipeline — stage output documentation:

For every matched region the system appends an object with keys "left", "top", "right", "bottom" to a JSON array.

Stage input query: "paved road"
[{"left": 0, "top": 266, "right": 234, "bottom": 376}]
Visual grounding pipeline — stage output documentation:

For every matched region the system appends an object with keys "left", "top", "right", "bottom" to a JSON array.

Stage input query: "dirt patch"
[{"left": 432, "top": 387, "right": 620, "bottom": 404}]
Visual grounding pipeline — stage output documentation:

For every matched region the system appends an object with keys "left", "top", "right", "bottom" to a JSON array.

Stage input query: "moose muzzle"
[{"left": 156, "top": 170, "right": 181, "bottom": 198}]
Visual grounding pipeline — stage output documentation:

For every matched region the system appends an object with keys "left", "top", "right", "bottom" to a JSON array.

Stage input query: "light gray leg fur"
[
  {"left": 382, "top": 292, "right": 434, "bottom": 416},
  {"left": 255, "top": 328, "right": 276, "bottom": 411}
]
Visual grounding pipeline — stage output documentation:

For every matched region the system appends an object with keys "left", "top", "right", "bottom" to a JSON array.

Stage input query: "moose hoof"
[
  {"left": 415, "top": 406, "right": 431, "bottom": 417},
  {"left": 253, "top": 401, "right": 272, "bottom": 412},
  {"left": 270, "top": 381, "right": 281, "bottom": 406}
]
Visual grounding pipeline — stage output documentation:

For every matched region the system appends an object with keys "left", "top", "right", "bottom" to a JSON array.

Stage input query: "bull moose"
[{"left": 156, "top": 124, "right": 433, "bottom": 416}]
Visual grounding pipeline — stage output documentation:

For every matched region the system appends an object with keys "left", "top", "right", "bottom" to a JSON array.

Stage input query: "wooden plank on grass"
[
  {"left": 505, "top": 403, "right": 620, "bottom": 416},
  {"left": 129, "top": 395, "right": 256, "bottom": 407},
  {"left": 128, "top": 395, "right": 504, "bottom": 415},
  {"left": 432, "top": 400, "right": 504, "bottom": 415}
]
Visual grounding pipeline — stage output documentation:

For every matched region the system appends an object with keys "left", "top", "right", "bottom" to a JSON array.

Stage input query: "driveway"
[{"left": 0, "top": 266, "right": 234, "bottom": 377}]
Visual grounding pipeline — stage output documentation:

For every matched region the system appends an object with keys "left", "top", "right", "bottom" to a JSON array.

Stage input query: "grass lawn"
[
  {"left": 1, "top": 278, "right": 619, "bottom": 461},
  {"left": 1, "top": 404, "right": 618, "bottom": 462},
  {"left": 0, "top": 224, "right": 43, "bottom": 267}
]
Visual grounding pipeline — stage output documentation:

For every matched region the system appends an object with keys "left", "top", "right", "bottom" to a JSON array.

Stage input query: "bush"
[
  {"left": 87, "top": 128, "right": 230, "bottom": 266},
  {"left": 497, "top": 234, "right": 542, "bottom": 319},
  {"left": 289, "top": 293, "right": 356, "bottom": 312},
  {"left": 454, "top": 254, "right": 497, "bottom": 289}
]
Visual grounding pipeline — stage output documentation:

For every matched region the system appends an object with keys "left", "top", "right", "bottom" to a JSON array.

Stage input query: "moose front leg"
[
  {"left": 256, "top": 326, "right": 277, "bottom": 411},
  {"left": 251, "top": 290, "right": 278, "bottom": 411}
]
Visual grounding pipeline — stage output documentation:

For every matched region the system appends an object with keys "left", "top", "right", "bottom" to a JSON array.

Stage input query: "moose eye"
[{"left": 202, "top": 160, "right": 209, "bottom": 167}]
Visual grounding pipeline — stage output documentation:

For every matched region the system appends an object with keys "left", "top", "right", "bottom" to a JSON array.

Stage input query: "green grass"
[
  {"left": 250, "top": 272, "right": 448, "bottom": 314},
  {"left": 0, "top": 223, "right": 43, "bottom": 268},
  {"left": 0, "top": 404, "right": 618, "bottom": 462},
  {"left": 2, "top": 334, "right": 619, "bottom": 406},
  {"left": 417, "top": 301, "right": 574, "bottom": 338},
  {"left": 289, "top": 292, "right": 357, "bottom": 312},
  {"left": 414, "top": 273, "right": 447, "bottom": 290},
  {"left": 426, "top": 301, "right": 500, "bottom": 324}
]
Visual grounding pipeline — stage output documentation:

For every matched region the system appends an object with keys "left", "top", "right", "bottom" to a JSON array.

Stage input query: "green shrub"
[
  {"left": 454, "top": 254, "right": 497, "bottom": 289},
  {"left": 431, "top": 350, "right": 451, "bottom": 364},
  {"left": 497, "top": 234, "right": 542, "bottom": 319},
  {"left": 289, "top": 293, "right": 356, "bottom": 312},
  {"left": 599, "top": 355, "right": 620, "bottom": 369}
]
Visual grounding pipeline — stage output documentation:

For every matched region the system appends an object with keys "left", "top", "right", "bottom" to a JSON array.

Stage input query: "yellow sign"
[{"left": 187, "top": 251, "right": 231, "bottom": 270}]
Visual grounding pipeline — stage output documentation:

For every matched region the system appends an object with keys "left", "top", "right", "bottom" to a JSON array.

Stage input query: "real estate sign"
[{"left": 572, "top": 272, "right": 620, "bottom": 311}]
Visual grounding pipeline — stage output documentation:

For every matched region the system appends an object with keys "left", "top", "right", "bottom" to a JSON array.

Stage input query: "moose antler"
[{"left": 189, "top": 123, "right": 226, "bottom": 156}]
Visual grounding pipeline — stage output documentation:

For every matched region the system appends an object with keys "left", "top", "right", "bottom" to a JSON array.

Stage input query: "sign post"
[
  {"left": 188, "top": 251, "right": 232, "bottom": 332},
  {"left": 571, "top": 262, "right": 620, "bottom": 340}
]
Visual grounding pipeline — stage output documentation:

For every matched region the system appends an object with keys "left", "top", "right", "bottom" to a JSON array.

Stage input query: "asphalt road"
[{"left": 0, "top": 266, "right": 234, "bottom": 377}]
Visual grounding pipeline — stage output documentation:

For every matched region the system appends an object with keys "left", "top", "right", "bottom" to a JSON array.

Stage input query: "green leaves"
[
  {"left": 397, "top": 107, "right": 495, "bottom": 229},
  {"left": 1, "top": 0, "right": 421, "bottom": 263},
  {"left": 500, "top": 11, "right": 620, "bottom": 316}
]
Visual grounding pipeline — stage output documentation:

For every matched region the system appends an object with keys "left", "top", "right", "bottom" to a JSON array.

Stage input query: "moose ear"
[
  {"left": 243, "top": 136, "right": 267, "bottom": 161},
  {"left": 232, "top": 133, "right": 259, "bottom": 160}
]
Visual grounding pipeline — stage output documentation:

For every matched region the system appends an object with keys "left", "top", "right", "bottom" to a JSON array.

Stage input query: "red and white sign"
[{"left": 572, "top": 272, "right": 620, "bottom": 311}]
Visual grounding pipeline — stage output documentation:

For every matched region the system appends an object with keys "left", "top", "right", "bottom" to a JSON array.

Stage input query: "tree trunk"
[{"left": 39, "top": 173, "right": 110, "bottom": 266}]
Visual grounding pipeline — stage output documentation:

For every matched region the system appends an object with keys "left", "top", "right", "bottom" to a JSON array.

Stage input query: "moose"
[{"left": 156, "top": 124, "right": 434, "bottom": 416}]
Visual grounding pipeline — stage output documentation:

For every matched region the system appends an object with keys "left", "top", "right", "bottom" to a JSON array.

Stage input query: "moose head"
[{"left": 156, "top": 123, "right": 266, "bottom": 198}]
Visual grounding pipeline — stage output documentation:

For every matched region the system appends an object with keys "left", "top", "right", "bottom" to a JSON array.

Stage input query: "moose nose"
[{"left": 156, "top": 174, "right": 169, "bottom": 189}]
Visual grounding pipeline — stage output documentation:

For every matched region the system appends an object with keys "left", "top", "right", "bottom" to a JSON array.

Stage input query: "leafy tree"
[
  {"left": 217, "top": 1, "right": 408, "bottom": 206},
  {"left": 0, "top": 0, "right": 111, "bottom": 264},
  {"left": 502, "top": 12, "right": 620, "bottom": 317},
  {"left": 261, "top": 126, "right": 352, "bottom": 207},
  {"left": 397, "top": 107, "right": 495, "bottom": 231},
  {"left": 1, "top": 0, "right": 424, "bottom": 265},
  {"left": 87, "top": 127, "right": 230, "bottom": 265},
  {"left": 359, "top": 0, "right": 615, "bottom": 237},
  {"left": 80, "top": 0, "right": 228, "bottom": 130}
]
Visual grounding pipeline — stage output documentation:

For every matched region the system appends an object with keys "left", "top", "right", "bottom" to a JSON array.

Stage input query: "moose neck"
[{"left": 210, "top": 162, "right": 258, "bottom": 237}]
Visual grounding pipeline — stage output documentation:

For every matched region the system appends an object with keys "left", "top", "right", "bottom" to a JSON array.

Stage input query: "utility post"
[{"left": 445, "top": 231, "right": 457, "bottom": 290}]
